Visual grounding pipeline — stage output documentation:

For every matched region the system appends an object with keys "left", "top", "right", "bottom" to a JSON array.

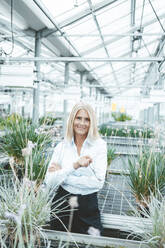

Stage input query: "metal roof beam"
[
  {"left": 87, "top": 0, "right": 121, "bottom": 94},
  {"left": 90, "top": 37, "right": 159, "bottom": 72},
  {"left": 43, "top": 32, "right": 165, "bottom": 38},
  {"left": 42, "top": 0, "right": 118, "bottom": 37},
  {"left": 81, "top": 12, "right": 165, "bottom": 56},
  {"left": 32, "top": 0, "right": 110, "bottom": 97},
  {"left": 131, "top": 0, "right": 136, "bottom": 26},
  {"left": 0, "top": 57, "right": 163, "bottom": 62},
  {"left": 30, "top": 1, "right": 108, "bottom": 96},
  {"left": 143, "top": 35, "right": 165, "bottom": 84}
]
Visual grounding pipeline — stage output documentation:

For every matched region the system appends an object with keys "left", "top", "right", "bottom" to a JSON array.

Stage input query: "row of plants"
[
  {"left": 39, "top": 116, "right": 62, "bottom": 126},
  {"left": 99, "top": 125, "right": 154, "bottom": 138},
  {"left": 0, "top": 113, "right": 62, "bottom": 130}
]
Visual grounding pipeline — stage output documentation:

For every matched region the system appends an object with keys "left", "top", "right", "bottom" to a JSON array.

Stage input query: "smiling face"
[{"left": 73, "top": 109, "right": 90, "bottom": 138}]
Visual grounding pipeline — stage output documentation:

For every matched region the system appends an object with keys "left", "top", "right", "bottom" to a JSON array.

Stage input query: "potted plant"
[
  {"left": 0, "top": 115, "right": 51, "bottom": 182},
  {"left": 0, "top": 140, "right": 64, "bottom": 248},
  {"left": 127, "top": 148, "right": 165, "bottom": 208},
  {"left": 106, "top": 147, "right": 117, "bottom": 179},
  {"left": 0, "top": 174, "right": 60, "bottom": 247},
  {"left": 129, "top": 192, "right": 165, "bottom": 248},
  {"left": 107, "top": 147, "right": 117, "bottom": 167}
]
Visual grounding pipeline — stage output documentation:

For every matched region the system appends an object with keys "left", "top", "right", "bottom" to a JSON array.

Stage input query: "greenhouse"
[{"left": 0, "top": 0, "right": 165, "bottom": 247}]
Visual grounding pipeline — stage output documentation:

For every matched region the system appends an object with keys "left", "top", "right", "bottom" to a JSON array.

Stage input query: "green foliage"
[
  {"left": 0, "top": 178, "right": 58, "bottom": 247},
  {"left": 99, "top": 125, "right": 154, "bottom": 138},
  {"left": 0, "top": 117, "right": 51, "bottom": 160},
  {"left": 0, "top": 116, "right": 52, "bottom": 182},
  {"left": 0, "top": 116, "right": 6, "bottom": 130},
  {"left": 107, "top": 147, "right": 117, "bottom": 165},
  {"left": 111, "top": 112, "right": 132, "bottom": 122},
  {"left": 26, "top": 149, "right": 50, "bottom": 184},
  {"left": 130, "top": 193, "right": 165, "bottom": 248},
  {"left": 39, "top": 116, "right": 61, "bottom": 126},
  {"left": 0, "top": 114, "right": 32, "bottom": 130},
  {"left": 128, "top": 149, "right": 165, "bottom": 203}
]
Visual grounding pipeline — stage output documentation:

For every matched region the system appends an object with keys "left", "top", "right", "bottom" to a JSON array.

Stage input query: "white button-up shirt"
[{"left": 45, "top": 137, "right": 107, "bottom": 195}]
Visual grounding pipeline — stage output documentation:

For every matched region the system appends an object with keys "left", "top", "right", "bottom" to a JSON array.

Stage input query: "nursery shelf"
[
  {"left": 107, "top": 169, "right": 130, "bottom": 175},
  {"left": 101, "top": 213, "right": 152, "bottom": 233},
  {"left": 115, "top": 151, "right": 138, "bottom": 155},
  {"left": 43, "top": 229, "right": 150, "bottom": 248}
]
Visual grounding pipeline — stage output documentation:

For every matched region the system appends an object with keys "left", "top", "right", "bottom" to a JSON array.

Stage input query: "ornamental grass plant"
[
  {"left": 127, "top": 148, "right": 165, "bottom": 206},
  {"left": 0, "top": 176, "right": 60, "bottom": 248},
  {"left": 0, "top": 140, "right": 68, "bottom": 248},
  {"left": 0, "top": 115, "right": 52, "bottom": 183},
  {"left": 129, "top": 193, "right": 165, "bottom": 248},
  {"left": 107, "top": 147, "right": 117, "bottom": 166}
]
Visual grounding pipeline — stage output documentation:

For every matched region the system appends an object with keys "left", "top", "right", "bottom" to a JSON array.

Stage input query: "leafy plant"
[
  {"left": 0, "top": 177, "right": 59, "bottom": 248},
  {"left": 111, "top": 112, "right": 132, "bottom": 122},
  {"left": 0, "top": 115, "right": 52, "bottom": 182},
  {"left": 127, "top": 149, "right": 165, "bottom": 205},
  {"left": 107, "top": 147, "right": 117, "bottom": 166},
  {"left": 130, "top": 193, "right": 165, "bottom": 248},
  {"left": 39, "top": 116, "right": 61, "bottom": 126},
  {"left": 0, "top": 116, "right": 6, "bottom": 130}
]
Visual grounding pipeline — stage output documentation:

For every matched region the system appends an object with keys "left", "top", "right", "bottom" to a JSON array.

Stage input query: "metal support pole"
[
  {"left": 144, "top": 109, "right": 148, "bottom": 124},
  {"left": 95, "top": 88, "right": 98, "bottom": 120},
  {"left": 100, "top": 94, "right": 103, "bottom": 125},
  {"left": 108, "top": 98, "right": 111, "bottom": 122},
  {"left": 102, "top": 96, "right": 105, "bottom": 124},
  {"left": 21, "top": 91, "right": 25, "bottom": 117},
  {"left": 157, "top": 103, "right": 160, "bottom": 122},
  {"left": 32, "top": 31, "right": 41, "bottom": 124},
  {"left": 148, "top": 106, "right": 154, "bottom": 125},
  {"left": 43, "top": 95, "right": 47, "bottom": 116},
  {"left": 0, "top": 57, "right": 163, "bottom": 62},
  {"left": 89, "top": 82, "right": 92, "bottom": 97},
  {"left": 11, "top": 94, "right": 15, "bottom": 114},
  {"left": 8, "top": 104, "right": 11, "bottom": 115},
  {"left": 63, "top": 63, "right": 69, "bottom": 137},
  {"left": 80, "top": 72, "right": 84, "bottom": 99}
]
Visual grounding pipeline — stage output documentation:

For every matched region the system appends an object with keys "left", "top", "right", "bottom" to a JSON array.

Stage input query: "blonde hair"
[{"left": 65, "top": 102, "right": 100, "bottom": 141}]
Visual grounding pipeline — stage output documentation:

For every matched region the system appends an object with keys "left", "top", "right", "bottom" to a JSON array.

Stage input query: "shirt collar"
[{"left": 70, "top": 136, "right": 93, "bottom": 146}]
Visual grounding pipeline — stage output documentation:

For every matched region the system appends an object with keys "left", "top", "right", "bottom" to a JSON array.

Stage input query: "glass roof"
[{"left": 0, "top": 0, "right": 165, "bottom": 111}]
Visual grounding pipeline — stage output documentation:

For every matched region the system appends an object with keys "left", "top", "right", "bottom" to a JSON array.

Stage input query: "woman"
[{"left": 45, "top": 102, "right": 107, "bottom": 235}]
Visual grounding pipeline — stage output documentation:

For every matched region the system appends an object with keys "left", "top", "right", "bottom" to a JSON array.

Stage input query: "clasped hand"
[{"left": 75, "top": 155, "right": 92, "bottom": 168}]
